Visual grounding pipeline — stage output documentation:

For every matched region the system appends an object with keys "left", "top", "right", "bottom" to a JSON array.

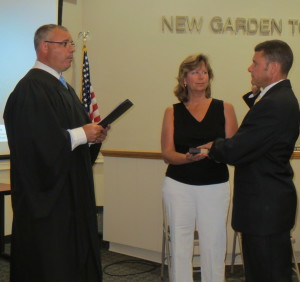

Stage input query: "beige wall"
[
  {"left": 60, "top": 0, "right": 300, "bottom": 262},
  {"left": 103, "top": 157, "right": 300, "bottom": 263},
  {"left": 3, "top": 0, "right": 300, "bottom": 263},
  {"left": 63, "top": 0, "right": 300, "bottom": 151}
]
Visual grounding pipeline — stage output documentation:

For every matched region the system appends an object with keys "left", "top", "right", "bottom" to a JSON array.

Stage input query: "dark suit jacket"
[
  {"left": 209, "top": 80, "right": 300, "bottom": 235},
  {"left": 243, "top": 91, "right": 261, "bottom": 108}
]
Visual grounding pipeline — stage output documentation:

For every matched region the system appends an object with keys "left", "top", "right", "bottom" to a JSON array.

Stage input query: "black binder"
[{"left": 99, "top": 99, "right": 133, "bottom": 128}]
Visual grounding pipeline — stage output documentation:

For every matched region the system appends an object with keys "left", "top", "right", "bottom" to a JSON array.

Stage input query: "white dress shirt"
[{"left": 257, "top": 79, "right": 284, "bottom": 100}]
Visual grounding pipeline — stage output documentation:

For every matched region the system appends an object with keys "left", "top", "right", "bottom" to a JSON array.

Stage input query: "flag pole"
[
  {"left": 78, "top": 31, "right": 89, "bottom": 101},
  {"left": 78, "top": 31, "right": 101, "bottom": 123},
  {"left": 78, "top": 31, "right": 90, "bottom": 48}
]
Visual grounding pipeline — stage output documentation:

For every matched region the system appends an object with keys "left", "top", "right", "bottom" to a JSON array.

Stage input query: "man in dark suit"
[{"left": 201, "top": 40, "right": 299, "bottom": 281}]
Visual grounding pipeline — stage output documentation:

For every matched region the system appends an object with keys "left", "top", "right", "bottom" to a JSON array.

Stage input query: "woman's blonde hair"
[{"left": 174, "top": 53, "right": 214, "bottom": 102}]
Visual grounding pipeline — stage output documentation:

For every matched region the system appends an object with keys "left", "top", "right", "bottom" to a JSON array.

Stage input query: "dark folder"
[{"left": 99, "top": 99, "right": 133, "bottom": 128}]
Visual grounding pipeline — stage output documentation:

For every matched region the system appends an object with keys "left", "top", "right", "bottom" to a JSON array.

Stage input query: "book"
[{"left": 99, "top": 99, "right": 133, "bottom": 128}]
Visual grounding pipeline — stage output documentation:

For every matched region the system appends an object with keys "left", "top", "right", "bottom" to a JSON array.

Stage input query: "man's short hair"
[
  {"left": 34, "top": 24, "right": 68, "bottom": 51},
  {"left": 255, "top": 40, "right": 293, "bottom": 75}
]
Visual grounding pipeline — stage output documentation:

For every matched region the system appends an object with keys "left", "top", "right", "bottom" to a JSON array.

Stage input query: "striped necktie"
[{"left": 59, "top": 75, "right": 68, "bottom": 88}]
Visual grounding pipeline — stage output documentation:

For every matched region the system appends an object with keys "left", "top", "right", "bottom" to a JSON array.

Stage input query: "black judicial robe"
[{"left": 4, "top": 69, "right": 102, "bottom": 282}]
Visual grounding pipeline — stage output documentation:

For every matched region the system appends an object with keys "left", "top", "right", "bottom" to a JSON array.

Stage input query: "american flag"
[{"left": 81, "top": 47, "right": 101, "bottom": 122}]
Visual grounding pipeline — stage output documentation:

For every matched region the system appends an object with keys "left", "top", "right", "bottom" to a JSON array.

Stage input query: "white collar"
[
  {"left": 33, "top": 61, "right": 61, "bottom": 79},
  {"left": 258, "top": 79, "right": 284, "bottom": 99}
]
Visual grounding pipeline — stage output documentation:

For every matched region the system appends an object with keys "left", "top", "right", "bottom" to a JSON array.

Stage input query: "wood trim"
[
  {"left": 0, "top": 183, "right": 10, "bottom": 194},
  {"left": 101, "top": 149, "right": 300, "bottom": 160},
  {"left": 101, "top": 149, "right": 163, "bottom": 159},
  {"left": 292, "top": 151, "right": 300, "bottom": 159}
]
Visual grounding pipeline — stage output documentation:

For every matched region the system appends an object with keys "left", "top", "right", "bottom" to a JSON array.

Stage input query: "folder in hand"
[{"left": 98, "top": 99, "right": 133, "bottom": 128}]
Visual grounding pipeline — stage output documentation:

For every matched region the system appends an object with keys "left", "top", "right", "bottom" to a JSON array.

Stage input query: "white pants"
[{"left": 163, "top": 177, "right": 230, "bottom": 282}]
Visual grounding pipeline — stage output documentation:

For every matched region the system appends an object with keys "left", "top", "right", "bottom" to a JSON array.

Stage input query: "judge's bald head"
[{"left": 34, "top": 24, "right": 75, "bottom": 73}]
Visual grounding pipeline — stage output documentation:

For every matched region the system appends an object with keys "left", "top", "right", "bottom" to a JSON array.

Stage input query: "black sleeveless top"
[{"left": 166, "top": 99, "right": 229, "bottom": 185}]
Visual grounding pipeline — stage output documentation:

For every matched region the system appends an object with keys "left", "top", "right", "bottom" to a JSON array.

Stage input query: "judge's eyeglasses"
[{"left": 44, "top": 41, "right": 75, "bottom": 48}]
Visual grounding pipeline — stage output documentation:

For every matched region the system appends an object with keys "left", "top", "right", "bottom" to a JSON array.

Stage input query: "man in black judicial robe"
[{"left": 4, "top": 24, "right": 109, "bottom": 282}]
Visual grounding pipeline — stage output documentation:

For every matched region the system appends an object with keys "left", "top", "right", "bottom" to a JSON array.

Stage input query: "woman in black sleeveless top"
[{"left": 161, "top": 54, "right": 238, "bottom": 282}]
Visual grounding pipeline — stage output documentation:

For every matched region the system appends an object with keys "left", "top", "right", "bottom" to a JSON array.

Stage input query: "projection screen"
[{"left": 0, "top": 0, "right": 58, "bottom": 157}]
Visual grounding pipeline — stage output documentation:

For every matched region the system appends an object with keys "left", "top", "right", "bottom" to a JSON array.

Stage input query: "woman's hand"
[{"left": 186, "top": 148, "right": 209, "bottom": 162}]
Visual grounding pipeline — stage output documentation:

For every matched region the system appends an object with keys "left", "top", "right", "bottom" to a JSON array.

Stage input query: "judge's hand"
[{"left": 82, "top": 123, "right": 110, "bottom": 143}]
